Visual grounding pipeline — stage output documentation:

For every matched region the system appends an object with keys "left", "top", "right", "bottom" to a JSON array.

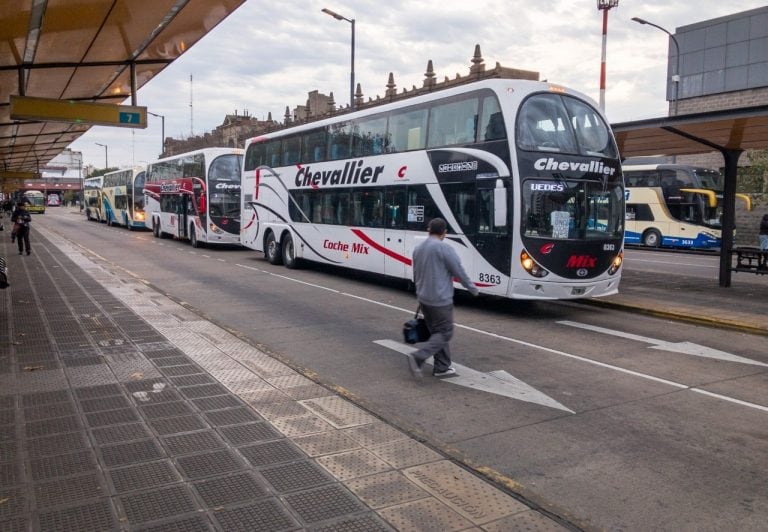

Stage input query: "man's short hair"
[{"left": 427, "top": 217, "right": 447, "bottom": 235}]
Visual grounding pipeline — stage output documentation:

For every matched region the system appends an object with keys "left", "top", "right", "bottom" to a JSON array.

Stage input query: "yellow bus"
[{"left": 22, "top": 190, "right": 46, "bottom": 214}]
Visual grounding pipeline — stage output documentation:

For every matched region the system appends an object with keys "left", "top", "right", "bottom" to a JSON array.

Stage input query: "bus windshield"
[
  {"left": 208, "top": 154, "right": 242, "bottom": 218},
  {"left": 693, "top": 168, "right": 723, "bottom": 191},
  {"left": 516, "top": 93, "right": 618, "bottom": 159},
  {"left": 522, "top": 179, "right": 624, "bottom": 240}
]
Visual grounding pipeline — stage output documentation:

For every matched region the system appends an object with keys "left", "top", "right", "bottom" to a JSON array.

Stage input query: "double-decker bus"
[
  {"left": 623, "top": 164, "right": 752, "bottom": 249},
  {"left": 145, "top": 148, "right": 243, "bottom": 247},
  {"left": 83, "top": 176, "right": 105, "bottom": 222},
  {"left": 102, "top": 167, "right": 147, "bottom": 230},
  {"left": 241, "top": 79, "right": 625, "bottom": 300},
  {"left": 22, "top": 190, "right": 46, "bottom": 213},
  {"left": 47, "top": 193, "right": 61, "bottom": 207}
]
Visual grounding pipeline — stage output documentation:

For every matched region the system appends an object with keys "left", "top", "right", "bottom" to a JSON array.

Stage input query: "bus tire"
[
  {"left": 265, "top": 231, "right": 283, "bottom": 265},
  {"left": 282, "top": 234, "right": 299, "bottom": 269},
  {"left": 190, "top": 227, "right": 203, "bottom": 248},
  {"left": 643, "top": 229, "right": 662, "bottom": 247},
  {"left": 153, "top": 220, "right": 161, "bottom": 238}
]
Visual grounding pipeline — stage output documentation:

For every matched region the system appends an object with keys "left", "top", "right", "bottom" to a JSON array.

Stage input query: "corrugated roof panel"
[{"left": 33, "top": 0, "right": 112, "bottom": 64}]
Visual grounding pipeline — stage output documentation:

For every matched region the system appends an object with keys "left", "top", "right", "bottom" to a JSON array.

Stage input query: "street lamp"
[
  {"left": 597, "top": 0, "right": 619, "bottom": 112},
  {"left": 322, "top": 7, "right": 355, "bottom": 111},
  {"left": 94, "top": 142, "right": 108, "bottom": 169},
  {"left": 147, "top": 111, "right": 165, "bottom": 156},
  {"left": 632, "top": 17, "right": 681, "bottom": 116}
]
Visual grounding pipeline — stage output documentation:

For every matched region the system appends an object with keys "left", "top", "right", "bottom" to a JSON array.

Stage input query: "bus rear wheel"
[
  {"left": 265, "top": 231, "right": 283, "bottom": 265},
  {"left": 282, "top": 234, "right": 299, "bottom": 269},
  {"left": 643, "top": 229, "right": 662, "bottom": 247},
  {"left": 153, "top": 220, "right": 161, "bottom": 238},
  {"left": 190, "top": 227, "right": 203, "bottom": 248}
]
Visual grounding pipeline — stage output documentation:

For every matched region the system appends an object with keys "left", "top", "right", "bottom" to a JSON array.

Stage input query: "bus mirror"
[
  {"left": 494, "top": 179, "right": 507, "bottom": 227},
  {"left": 199, "top": 196, "right": 206, "bottom": 214}
]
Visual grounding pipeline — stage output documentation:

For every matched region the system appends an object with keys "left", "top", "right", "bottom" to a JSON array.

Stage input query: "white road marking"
[
  {"left": 557, "top": 321, "right": 768, "bottom": 367},
  {"left": 374, "top": 339, "right": 574, "bottom": 412},
  {"left": 236, "top": 263, "right": 768, "bottom": 413}
]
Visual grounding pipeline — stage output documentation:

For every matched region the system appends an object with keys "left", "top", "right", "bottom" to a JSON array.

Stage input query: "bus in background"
[
  {"left": 623, "top": 164, "right": 752, "bottom": 249},
  {"left": 22, "top": 190, "right": 46, "bottom": 213},
  {"left": 47, "top": 193, "right": 61, "bottom": 207},
  {"left": 83, "top": 176, "right": 104, "bottom": 222},
  {"left": 241, "top": 79, "right": 625, "bottom": 300},
  {"left": 145, "top": 148, "right": 243, "bottom": 247},
  {"left": 102, "top": 167, "right": 147, "bottom": 230}
]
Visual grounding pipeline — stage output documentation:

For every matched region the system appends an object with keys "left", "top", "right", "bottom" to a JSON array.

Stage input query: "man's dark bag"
[{"left": 403, "top": 305, "right": 430, "bottom": 344}]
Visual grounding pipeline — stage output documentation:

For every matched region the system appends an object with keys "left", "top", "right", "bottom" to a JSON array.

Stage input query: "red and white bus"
[
  {"left": 241, "top": 78, "right": 625, "bottom": 300},
  {"left": 144, "top": 148, "right": 243, "bottom": 247}
]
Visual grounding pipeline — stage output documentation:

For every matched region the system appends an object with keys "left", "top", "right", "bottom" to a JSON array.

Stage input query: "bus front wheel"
[
  {"left": 190, "top": 227, "right": 203, "bottom": 248},
  {"left": 282, "top": 234, "right": 299, "bottom": 269},
  {"left": 265, "top": 232, "right": 283, "bottom": 265},
  {"left": 643, "top": 229, "right": 662, "bottom": 247}
]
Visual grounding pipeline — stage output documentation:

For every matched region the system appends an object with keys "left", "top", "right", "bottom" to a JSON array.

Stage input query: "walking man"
[
  {"left": 406, "top": 218, "right": 478, "bottom": 379},
  {"left": 11, "top": 201, "right": 32, "bottom": 255}
]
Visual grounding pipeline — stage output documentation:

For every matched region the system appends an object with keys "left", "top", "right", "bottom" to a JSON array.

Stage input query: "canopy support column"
[{"left": 718, "top": 148, "right": 743, "bottom": 287}]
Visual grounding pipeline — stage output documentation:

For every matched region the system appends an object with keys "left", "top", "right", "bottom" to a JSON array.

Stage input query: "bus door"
[
  {"left": 177, "top": 194, "right": 193, "bottom": 240},
  {"left": 473, "top": 180, "right": 512, "bottom": 291},
  {"left": 384, "top": 188, "right": 407, "bottom": 278}
]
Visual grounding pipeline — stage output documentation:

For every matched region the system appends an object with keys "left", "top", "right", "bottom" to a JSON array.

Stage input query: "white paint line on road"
[
  {"left": 557, "top": 321, "right": 768, "bottom": 367},
  {"left": 235, "top": 263, "right": 768, "bottom": 413},
  {"left": 374, "top": 339, "right": 574, "bottom": 412}
]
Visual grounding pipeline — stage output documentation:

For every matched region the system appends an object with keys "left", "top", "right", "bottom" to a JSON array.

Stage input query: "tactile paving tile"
[
  {"left": 27, "top": 432, "right": 89, "bottom": 458},
  {"left": 23, "top": 401, "right": 77, "bottom": 421},
  {"left": 0, "top": 441, "right": 17, "bottom": 464},
  {"left": 151, "top": 356, "right": 192, "bottom": 368},
  {"left": 238, "top": 440, "right": 305, "bottom": 467},
  {"left": 66, "top": 365, "right": 119, "bottom": 388},
  {"left": 130, "top": 388, "right": 182, "bottom": 404},
  {"left": 85, "top": 407, "right": 140, "bottom": 427},
  {"left": 169, "top": 374, "right": 216, "bottom": 387},
  {"left": 140, "top": 347, "right": 184, "bottom": 358},
  {"left": 91, "top": 423, "right": 152, "bottom": 445},
  {"left": 341, "top": 423, "right": 408, "bottom": 447},
  {"left": 162, "top": 430, "right": 224, "bottom": 456},
  {"left": 175, "top": 449, "right": 243, "bottom": 480},
  {"left": 193, "top": 471, "right": 270, "bottom": 507},
  {"left": 270, "top": 414, "right": 334, "bottom": 437},
  {"left": 315, "top": 449, "right": 392, "bottom": 481},
  {"left": 403, "top": 461, "right": 529, "bottom": 524},
  {"left": 191, "top": 395, "right": 244, "bottom": 412},
  {"left": 37, "top": 498, "right": 117, "bottom": 531},
  {"left": 78, "top": 395, "right": 131, "bottom": 413},
  {"left": 203, "top": 407, "right": 261, "bottom": 427},
  {"left": 148, "top": 415, "right": 208, "bottom": 436},
  {"left": 159, "top": 365, "right": 203, "bottom": 377},
  {"left": 62, "top": 356, "right": 104, "bottom": 367},
  {"left": 22, "top": 390, "right": 70, "bottom": 407},
  {"left": 282, "top": 384, "right": 330, "bottom": 401},
  {"left": 124, "top": 377, "right": 170, "bottom": 393},
  {"left": 0, "top": 410, "right": 15, "bottom": 426},
  {"left": 212, "top": 498, "right": 298, "bottom": 531},
  {"left": 119, "top": 484, "right": 198, "bottom": 524},
  {"left": 219, "top": 422, "right": 282, "bottom": 446},
  {"left": 139, "top": 401, "right": 194, "bottom": 420},
  {"left": 284, "top": 483, "right": 368, "bottom": 524},
  {"left": 30, "top": 449, "right": 97, "bottom": 480},
  {"left": 109, "top": 460, "right": 180, "bottom": 493},
  {"left": 345, "top": 470, "right": 430, "bottom": 509},
  {"left": 100, "top": 439, "right": 165, "bottom": 467},
  {"left": 378, "top": 496, "right": 474, "bottom": 531},
  {"left": 239, "top": 389, "right": 293, "bottom": 406},
  {"left": 25, "top": 416, "right": 81, "bottom": 438},
  {"left": 368, "top": 438, "right": 443, "bottom": 469},
  {"left": 255, "top": 401, "right": 310, "bottom": 420},
  {"left": 265, "top": 374, "right": 315, "bottom": 390},
  {"left": 300, "top": 396, "right": 378, "bottom": 428},
  {"left": 292, "top": 431, "right": 361, "bottom": 458},
  {"left": 223, "top": 379, "right": 273, "bottom": 395},
  {"left": 178, "top": 383, "right": 228, "bottom": 399},
  {"left": 259, "top": 460, "right": 334, "bottom": 493},
  {"left": 310, "top": 513, "right": 394, "bottom": 532},
  {"left": 481, "top": 510, "right": 570, "bottom": 531},
  {"left": 34, "top": 472, "right": 104, "bottom": 507}
]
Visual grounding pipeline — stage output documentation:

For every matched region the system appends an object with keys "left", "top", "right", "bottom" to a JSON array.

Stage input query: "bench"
[{"left": 730, "top": 246, "right": 768, "bottom": 275}]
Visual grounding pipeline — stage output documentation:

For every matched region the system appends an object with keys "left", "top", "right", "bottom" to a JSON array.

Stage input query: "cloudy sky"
[{"left": 69, "top": 0, "right": 767, "bottom": 170}]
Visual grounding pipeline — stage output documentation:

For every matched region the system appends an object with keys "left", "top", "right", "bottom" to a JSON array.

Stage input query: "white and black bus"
[{"left": 241, "top": 79, "right": 624, "bottom": 299}]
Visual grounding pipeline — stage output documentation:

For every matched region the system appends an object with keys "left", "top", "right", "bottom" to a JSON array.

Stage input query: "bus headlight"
[
  {"left": 607, "top": 251, "right": 623, "bottom": 275},
  {"left": 520, "top": 251, "right": 549, "bottom": 278},
  {"left": 209, "top": 223, "right": 222, "bottom": 234},
  {"left": 135, "top": 212, "right": 145, "bottom": 221}
]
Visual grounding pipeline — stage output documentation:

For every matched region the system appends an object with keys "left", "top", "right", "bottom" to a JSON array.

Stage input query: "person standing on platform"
[
  {"left": 406, "top": 217, "right": 479, "bottom": 379},
  {"left": 759, "top": 213, "right": 768, "bottom": 251},
  {"left": 11, "top": 201, "right": 32, "bottom": 255}
]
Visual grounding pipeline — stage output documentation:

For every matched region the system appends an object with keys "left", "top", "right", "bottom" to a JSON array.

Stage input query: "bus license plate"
[{"left": 571, "top": 287, "right": 586, "bottom": 296}]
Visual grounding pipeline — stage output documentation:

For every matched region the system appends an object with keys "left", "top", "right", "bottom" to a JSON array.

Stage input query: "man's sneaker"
[
  {"left": 406, "top": 354, "right": 423, "bottom": 379},
  {"left": 433, "top": 367, "right": 457, "bottom": 377}
]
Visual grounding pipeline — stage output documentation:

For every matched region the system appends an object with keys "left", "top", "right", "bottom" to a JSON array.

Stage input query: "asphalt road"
[{"left": 36, "top": 209, "right": 768, "bottom": 531}]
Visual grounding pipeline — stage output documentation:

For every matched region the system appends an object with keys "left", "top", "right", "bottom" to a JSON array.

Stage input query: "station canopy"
[{"left": 1, "top": 0, "right": 245, "bottom": 178}]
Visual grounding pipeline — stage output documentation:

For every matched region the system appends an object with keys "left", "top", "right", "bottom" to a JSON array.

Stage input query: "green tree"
[{"left": 739, "top": 148, "right": 768, "bottom": 194}]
